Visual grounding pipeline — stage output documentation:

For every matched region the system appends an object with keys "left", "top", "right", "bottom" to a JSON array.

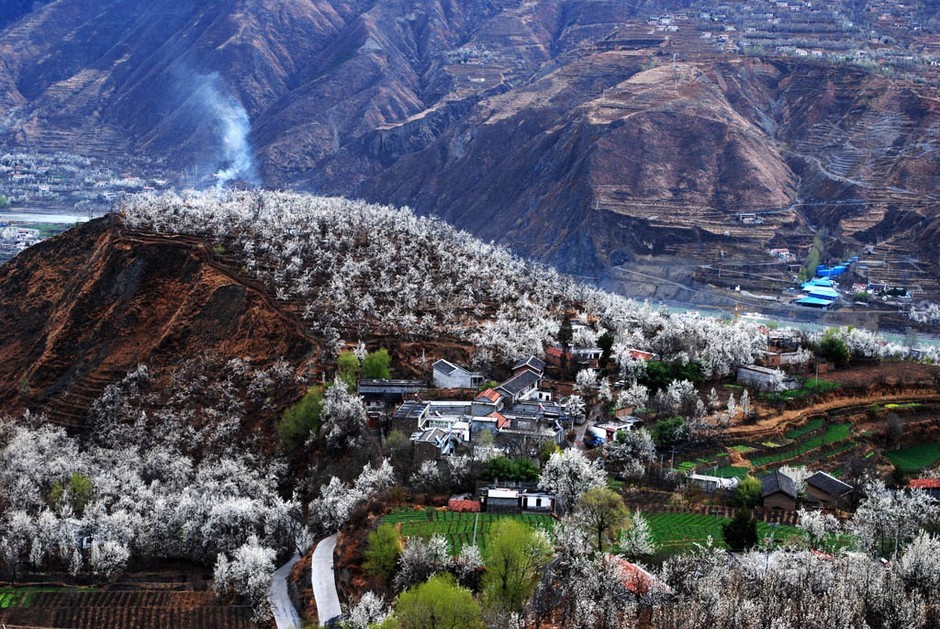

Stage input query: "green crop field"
[
  {"left": 0, "top": 587, "right": 96, "bottom": 609},
  {"left": 885, "top": 442, "right": 940, "bottom": 472},
  {"left": 382, "top": 509, "right": 555, "bottom": 554},
  {"left": 644, "top": 512, "right": 801, "bottom": 552}
]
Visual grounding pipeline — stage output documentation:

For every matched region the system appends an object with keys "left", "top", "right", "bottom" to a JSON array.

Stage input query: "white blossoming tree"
[{"left": 538, "top": 449, "right": 606, "bottom": 514}]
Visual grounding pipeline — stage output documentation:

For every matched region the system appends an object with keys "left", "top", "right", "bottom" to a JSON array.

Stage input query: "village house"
[
  {"left": 761, "top": 469, "right": 798, "bottom": 511},
  {"left": 512, "top": 355, "right": 546, "bottom": 376},
  {"left": 804, "top": 471, "right": 853, "bottom": 509},
  {"left": 611, "top": 556, "right": 673, "bottom": 596},
  {"left": 432, "top": 359, "right": 484, "bottom": 389},
  {"left": 357, "top": 379, "right": 427, "bottom": 413},
  {"left": 480, "top": 486, "right": 555, "bottom": 514},
  {"left": 410, "top": 428, "right": 458, "bottom": 461},
  {"left": 544, "top": 344, "right": 604, "bottom": 369},
  {"left": 471, "top": 387, "right": 504, "bottom": 416},
  {"left": 496, "top": 369, "right": 542, "bottom": 405}
]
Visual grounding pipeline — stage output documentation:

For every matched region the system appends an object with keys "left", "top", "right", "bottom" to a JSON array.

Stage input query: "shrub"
[
  {"left": 277, "top": 386, "right": 324, "bottom": 450},
  {"left": 733, "top": 476, "right": 762, "bottom": 508},
  {"left": 722, "top": 508, "right": 758, "bottom": 551},
  {"left": 364, "top": 523, "right": 402, "bottom": 583}
]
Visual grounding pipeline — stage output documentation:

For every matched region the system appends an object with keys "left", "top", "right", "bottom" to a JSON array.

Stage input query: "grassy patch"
[
  {"left": 884, "top": 403, "right": 921, "bottom": 410},
  {"left": 885, "top": 442, "right": 940, "bottom": 472},
  {"left": 381, "top": 509, "right": 555, "bottom": 555},
  {"left": 712, "top": 466, "right": 750, "bottom": 479},
  {"left": 764, "top": 379, "right": 840, "bottom": 403},
  {"left": 729, "top": 445, "right": 756, "bottom": 454},
  {"left": 0, "top": 587, "right": 97, "bottom": 608},
  {"left": 762, "top": 441, "right": 783, "bottom": 449},
  {"left": 645, "top": 512, "right": 801, "bottom": 552}
]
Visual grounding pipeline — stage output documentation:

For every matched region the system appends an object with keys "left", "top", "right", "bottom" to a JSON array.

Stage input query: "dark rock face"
[{"left": 2, "top": 1, "right": 940, "bottom": 290}]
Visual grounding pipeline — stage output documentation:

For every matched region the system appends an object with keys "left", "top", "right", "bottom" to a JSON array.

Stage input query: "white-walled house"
[{"left": 433, "top": 359, "right": 484, "bottom": 389}]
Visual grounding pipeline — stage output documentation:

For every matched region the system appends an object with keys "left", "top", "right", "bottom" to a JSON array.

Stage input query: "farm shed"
[
  {"left": 482, "top": 487, "right": 521, "bottom": 513},
  {"left": 690, "top": 473, "right": 740, "bottom": 494}
]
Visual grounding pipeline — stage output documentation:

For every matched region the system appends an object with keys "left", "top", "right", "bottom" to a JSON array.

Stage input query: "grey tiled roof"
[
  {"left": 806, "top": 471, "right": 853, "bottom": 498},
  {"left": 761, "top": 470, "right": 797, "bottom": 499}
]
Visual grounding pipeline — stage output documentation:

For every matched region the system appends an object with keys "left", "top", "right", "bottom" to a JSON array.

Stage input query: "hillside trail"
[{"left": 726, "top": 391, "right": 940, "bottom": 439}]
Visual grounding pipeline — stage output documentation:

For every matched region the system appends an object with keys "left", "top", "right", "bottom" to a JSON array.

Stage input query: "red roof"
[
  {"left": 910, "top": 479, "right": 940, "bottom": 490},
  {"left": 490, "top": 412, "right": 510, "bottom": 430},
  {"left": 545, "top": 345, "right": 565, "bottom": 358},
  {"left": 447, "top": 498, "right": 481, "bottom": 512},
  {"left": 610, "top": 556, "right": 671, "bottom": 595},
  {"left": 476, "top": 388, "right": 502, "bottom": 403}
]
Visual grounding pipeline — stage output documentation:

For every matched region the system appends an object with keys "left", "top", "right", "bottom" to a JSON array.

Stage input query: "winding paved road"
[
  {"left": 312, "top": 534, "right": 342, "bottom": 626},
  {"left": 268, "top": 553, "right": 302, "bottom": 629}
]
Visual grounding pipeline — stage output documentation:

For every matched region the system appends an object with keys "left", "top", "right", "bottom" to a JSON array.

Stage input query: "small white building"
[
  {"left": 690, "top": 473, "right": 740, "bottom": 493},
  {"left": 737, "top": 365, "right": 799, "bottom": 392}
]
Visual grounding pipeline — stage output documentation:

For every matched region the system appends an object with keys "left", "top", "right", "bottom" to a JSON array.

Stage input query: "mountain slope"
[
  {"left": 0, "top": 215, "right": 316, "bottom": 427},
  {"left": 2, "top": 0, "right": 940, "bottom": 297}
]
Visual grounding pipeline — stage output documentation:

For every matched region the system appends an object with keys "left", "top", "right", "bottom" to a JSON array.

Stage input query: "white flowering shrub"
[
  {"left": 213, "top": 534, "right": 276, "bottom": 623},
  {"left": 345, "top": 591, "right": 389, "bottom": 629},
  {"left": 321, "top": 378, "right": 368, "bottom": 449},
  {"left": 619, "top": 511, "right": 657, "bottom": 558},
  {"left": 393, "top": 534, "right": 451, "bottom": 592}
]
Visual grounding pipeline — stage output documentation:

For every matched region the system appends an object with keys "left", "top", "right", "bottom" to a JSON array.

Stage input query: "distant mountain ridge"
[{"left": 2, "top": 0, "right": 940, "bottom": 300}]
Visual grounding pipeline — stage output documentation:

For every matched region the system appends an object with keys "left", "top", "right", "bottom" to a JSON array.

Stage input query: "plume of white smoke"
[{"left": 189, "top": 72, "right": 259, "bottom": 191}]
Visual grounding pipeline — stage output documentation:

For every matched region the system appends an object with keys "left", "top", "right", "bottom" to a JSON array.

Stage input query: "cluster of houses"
[
  {"left": 0, "top": 225, "right": 47, "bottom": 264},
  {"left": 760, "top": 469, "right": 853, "bottom": 511},
  {"left": 360, "top": 355, "right": 575, "bottom": 462}
]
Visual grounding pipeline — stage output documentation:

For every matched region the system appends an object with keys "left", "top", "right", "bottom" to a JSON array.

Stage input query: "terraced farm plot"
[
  {"left": 885, "top": 442, "right": 940, "bottom": 472},
  {"left": 764, "top": 379, "right": 840, "bottom": 402},
  {"left": 750, "top": 423, "right": 853, "bottom": 468},
  {"left": 382, "top": 509, "right": 555, "bottom": 554},
  {"left": 0, "top": 591, "right": 253, "bottom": 629},
  {"left": 785, "top": 418, "right": 825, "bottom": 440},
  {"left": 645, "top": 512, "right": 801, "bottom": 552}
]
